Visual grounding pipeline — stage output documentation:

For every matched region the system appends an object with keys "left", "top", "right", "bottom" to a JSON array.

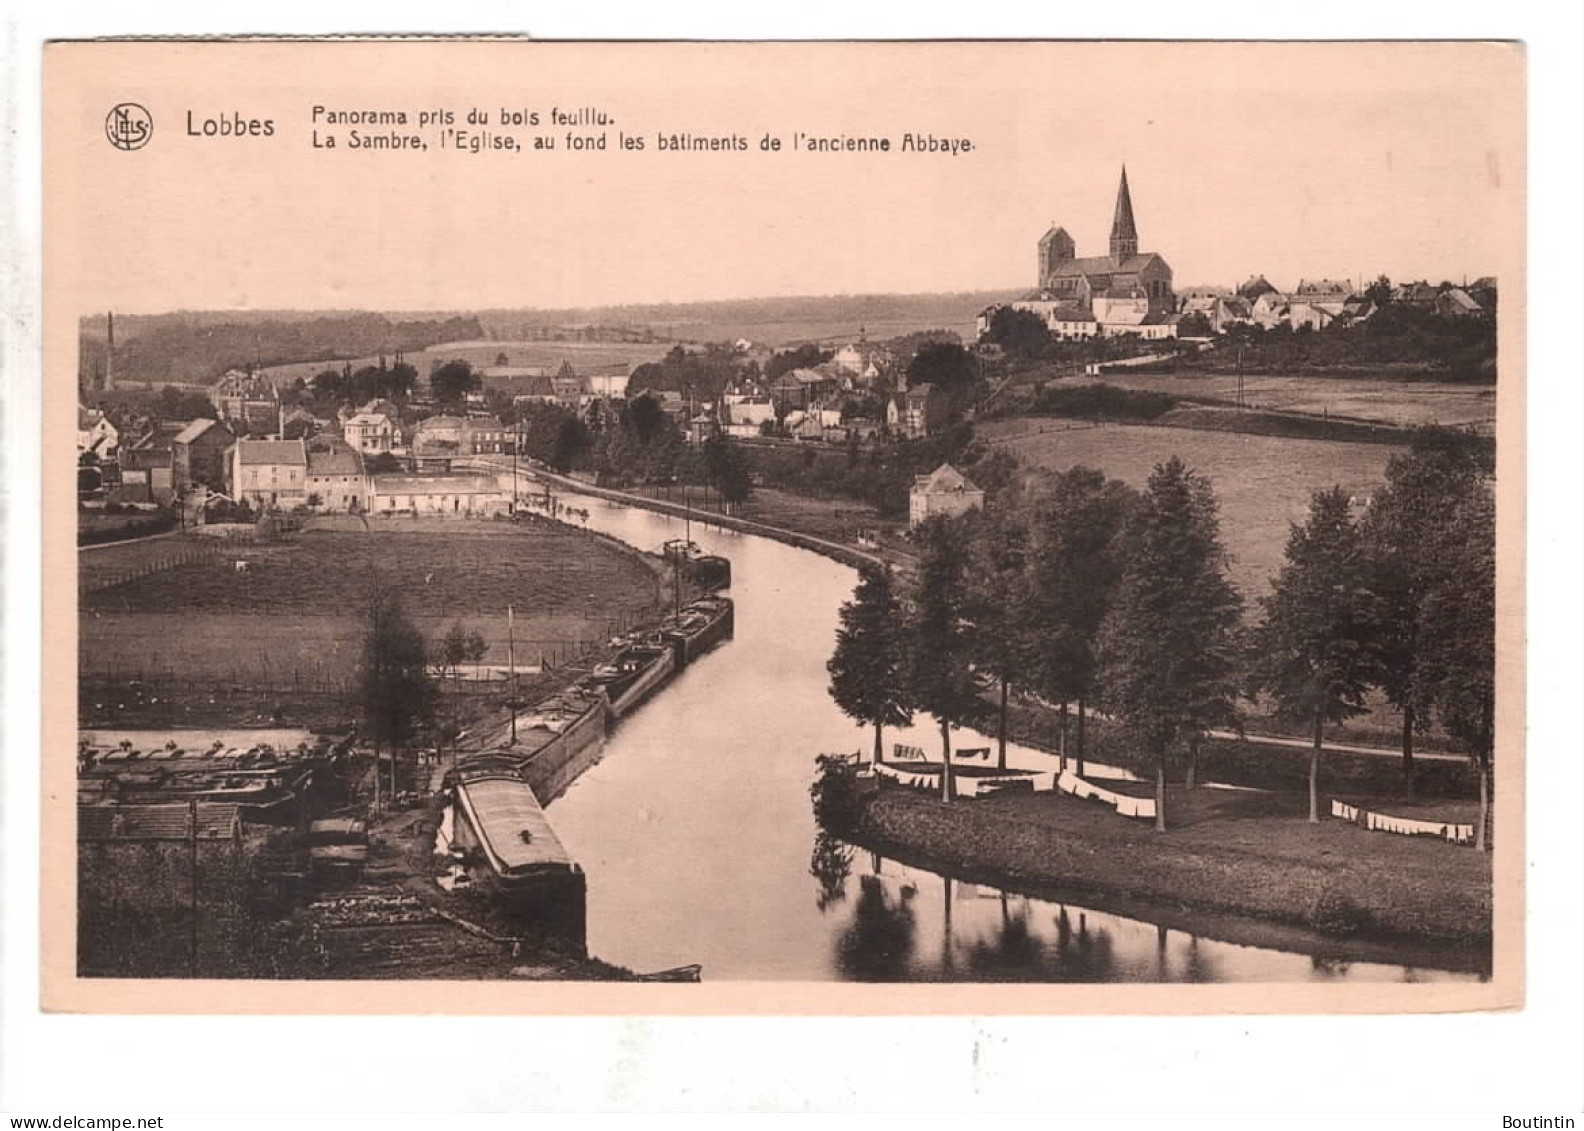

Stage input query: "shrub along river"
[{"left": 538, "top": 486, "right": 1486, "bottom": 983}]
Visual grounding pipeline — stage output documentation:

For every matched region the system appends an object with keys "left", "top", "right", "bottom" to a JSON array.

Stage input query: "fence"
[{"left": 80, "top": 542, "right": 225, "bottom": 593}]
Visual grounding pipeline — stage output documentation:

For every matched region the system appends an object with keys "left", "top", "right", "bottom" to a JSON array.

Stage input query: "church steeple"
[{"left": 1109, "top": 165, "right": 1139, "bottom": 261}]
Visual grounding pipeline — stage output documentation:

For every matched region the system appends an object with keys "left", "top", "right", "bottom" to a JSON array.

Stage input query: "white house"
[
  {"left": 232, "top": 437, "right": 308, "bottom": 509},
  {"left": 78, "top": 407, "right": 119, "bottom": 459},
  {"left": 343, "top": 411, "right": 397, "bottom": 456}
]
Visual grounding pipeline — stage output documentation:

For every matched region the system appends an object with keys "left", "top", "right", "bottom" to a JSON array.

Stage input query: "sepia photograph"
[{"left": 42, "top": 39, "right": 1524, "bottom": 1011}]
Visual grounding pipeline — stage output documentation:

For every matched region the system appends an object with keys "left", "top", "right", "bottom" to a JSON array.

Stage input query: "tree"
[
  {"left": 905, "top": 516, "right": 989, "bottom": 800},
  {"left": 154, "top": 385, "right": 218, "bottom": 422},
  {"left": 1176, "top": 311, "right": 1215, "bottom": 338},
  {"left": 1418, "top": 486, "right": 1496, "bottom": 848},
  {"left": 1096, "top": 458, "right": 1243, "bottom": 830},
  {"left": 438, "top": 621, "right": 471, "bottom": 688},
  {"left": 627, "top": 394, "right": 665, "bottom": 446},
  {"left": 1360, "top": 427, "right": 1491, "bottom": 794},
  {"left": 356, "top": 588, "right": 437, "bottom": 803},
  {"left": 551, "top": 415, "right": 591, "bottom": 473},
  {"left": 1251, "top": 487, "right": 1384, "bottom": 822},
  {"left": 367, "top": 452, "right": 403, "bottom": 474},
  {"left": 906, "top": 341, "right": 978, "bottom": 396},
  {"left": 962, "top": 504, "right": 1034, "bottom": 770},
  {"left": 430, "top": 359, "right": 479, "bottom": 405},
  {"left": 1364, "top": 275, "right": 1394, "bottom": 306},
  {"left": 985, "top": 306, "right": 1052, "bottom": 361},
  {"left": 827, "top": 568, "right": 913, "bottom": 767},
  {"left": 1025, "top": 468, "right": 1137, "bottom": 773}
]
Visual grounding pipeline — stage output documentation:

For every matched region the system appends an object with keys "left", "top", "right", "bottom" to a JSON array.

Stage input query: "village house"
[
  {"left": 171, "top": 418, "right": 235, "bottom": 494},
  {"left": 1250, "top": 291, "right": 1291, "bottom": 329},
  {"left": 117, "top": 421, "right": 187, "bottom": 505},
  {"left": 722, "top": 394, "right": 775, "bottom": 438},
  {"left": 1237, "top": 274, "right": 1281, "bottom": 304},
  {"left": 305, "top": 438, "right": 369, "bottom": 512},
  {"left": 584, "top": 366, "right": 631, "bottom": 399},
  {"left": 412, "top": 414, "right": 470, "bottom": 471},
  {"left": 1436, "top": 287, "right": 1487, "bottom": 319},
  {"left": 831, "top": 339, "right": 892, "bottom": 386},
  {"left": 887, "top": 383, "right": 942, "bottom": 439},
  {"left": 213, "top": 369, "right": 280, "bottom": 436},
  {"left": 909, "top": 463, "right": 985, "bottom": 527},
  {"left": 551, "top": 360, "right": 587, "bottom": 405},
  {"left": 343, "top": 410, "right": 398, "bottom": 456},
  {"left": 231, "top": 437, "right": 308, "bottom": 509},
  {"left": 77, "top": 406, "right": 120, "bottom": 460},
  {"left": 368, "top": 473, "right": 507, "bottom": 517}
]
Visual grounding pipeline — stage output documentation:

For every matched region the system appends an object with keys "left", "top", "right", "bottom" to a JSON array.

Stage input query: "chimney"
[{"left": 105, "top": 312, "right": 115, "bottom": 392}]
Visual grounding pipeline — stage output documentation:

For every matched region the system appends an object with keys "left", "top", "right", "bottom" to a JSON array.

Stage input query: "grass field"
[
  {"left": 80, "top": 520, "right": 664, "bottom": 688},
  {"left": 257, "top": 339, "right": 670, "bottom": 387},
  {"left": 977, "top": 418, "right": 1401, "bottom": 600},
  {"left": 1087, "top": 371, "right": 1498, "bottom": 432}
]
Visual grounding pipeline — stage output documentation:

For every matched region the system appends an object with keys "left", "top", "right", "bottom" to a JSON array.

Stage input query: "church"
[{"left": 1001, "top": 167, "right": 1178, "bottom": 340}]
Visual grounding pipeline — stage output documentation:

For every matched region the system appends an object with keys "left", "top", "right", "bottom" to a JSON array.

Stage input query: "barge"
[
  {"left": 658, "top": 595, "right": 735, "bottom": 667},
  {"left": 450, "top": 763, "right": 586, "bottom": 945},
  {"left": 581, "top": 641, "right": 676, "bottom": 718},
  {"left": 662, "top": 538, "right": 732, "bottom": 591}
]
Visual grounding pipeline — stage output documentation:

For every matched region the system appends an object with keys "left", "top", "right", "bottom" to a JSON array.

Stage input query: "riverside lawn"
[{"left": 850, "top": 777, "right": 1491, "bottom": 962}]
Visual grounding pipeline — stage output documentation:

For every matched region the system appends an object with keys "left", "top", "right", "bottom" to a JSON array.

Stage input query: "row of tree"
[{"left": 828, "top": 427, "right": 1498, "bottom": 845}]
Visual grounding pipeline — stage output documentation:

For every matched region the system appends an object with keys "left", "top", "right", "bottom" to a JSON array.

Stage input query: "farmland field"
[
  {"left": 978, "top": 418, "right": 1402, "bottom": 600},
  {"left": 1091, "top": 371, "right": 1497, "bottom": 432},
  {"left": 80, "top": 520, "right": 664, "bottom": 686},
  {"left": 257, "top": 339, "right": 670, "bottom": 387}
]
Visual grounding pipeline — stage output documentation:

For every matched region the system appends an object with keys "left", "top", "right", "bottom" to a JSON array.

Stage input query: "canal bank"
[
  {"left": 844, "top": 779, "right": 1492, "bottom": 967},
  {"left": 499, "top": 481, "right": 1484, "bottom": 983}
]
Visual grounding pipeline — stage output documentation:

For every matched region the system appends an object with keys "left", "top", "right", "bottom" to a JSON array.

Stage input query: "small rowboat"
[{"left": 634, "top": 963, "right": 702, "bottom": 983}]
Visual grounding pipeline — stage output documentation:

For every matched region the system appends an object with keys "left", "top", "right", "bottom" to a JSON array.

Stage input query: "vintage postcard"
[{"left": 43, "top": 39, "right": 1524, "bottom": 1014}]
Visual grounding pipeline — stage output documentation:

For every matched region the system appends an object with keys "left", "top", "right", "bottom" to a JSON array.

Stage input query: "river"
[{"left": 534, "top": 484, "right": 1485, "bottom": 984}]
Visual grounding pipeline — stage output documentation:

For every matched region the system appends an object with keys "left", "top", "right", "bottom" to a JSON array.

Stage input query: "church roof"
[
  {"left": 1039, "top": 225, "right": 1073, "bottom": 244},
  {"left": 1111, "top": 167, "right": 1139, "bottom": 247},
  {"left": 1046, "top": 252, "right": 1166, "bottom": 279}
]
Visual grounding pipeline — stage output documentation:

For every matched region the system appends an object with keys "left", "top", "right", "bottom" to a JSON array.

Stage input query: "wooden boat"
[{"left": 634, "top": 963, "right": 703, "bottom": 983}]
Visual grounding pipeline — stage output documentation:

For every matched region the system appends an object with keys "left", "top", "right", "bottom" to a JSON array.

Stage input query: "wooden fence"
[{"left": 80, "top": 542, "right": 225, "bottom": 593}]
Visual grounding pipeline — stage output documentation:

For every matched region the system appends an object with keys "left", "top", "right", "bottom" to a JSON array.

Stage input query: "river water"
[{"left": 538, "top": 486, "right": 1485, "bottom": 984}]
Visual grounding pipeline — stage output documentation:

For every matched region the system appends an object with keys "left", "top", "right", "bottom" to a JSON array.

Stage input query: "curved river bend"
[{"left": 538, "top": 488, "right": 1485, "bottom": 984}]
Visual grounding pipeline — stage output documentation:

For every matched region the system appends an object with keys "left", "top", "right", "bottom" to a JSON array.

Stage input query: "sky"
[{"left": 48, "top": 40, "right": 1523, "bottom": 314}]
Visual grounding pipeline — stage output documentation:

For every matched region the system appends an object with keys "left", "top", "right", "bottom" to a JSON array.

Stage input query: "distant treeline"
[{"left": 79, "top": 313, "right": 485, "bottom": 388}]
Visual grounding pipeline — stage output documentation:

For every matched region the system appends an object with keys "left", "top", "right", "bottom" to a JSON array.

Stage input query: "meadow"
[
  {"left": 80, "top": 520, "right": 664, "bottom": 688},
  {"left": 1094, "top": 371, "right": 1497, "bottom": 432},
  {"left": 976, "top": 418, "right": 1401, "bottom": 600}
]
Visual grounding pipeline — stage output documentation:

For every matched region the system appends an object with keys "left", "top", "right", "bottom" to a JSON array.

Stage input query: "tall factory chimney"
[{"left": 104, "top": 312, "right": 115, "bottom": 392}]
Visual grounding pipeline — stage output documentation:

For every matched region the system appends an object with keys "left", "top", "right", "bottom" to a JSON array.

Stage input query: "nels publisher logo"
[{"left": 105, "top": 102, "right": 153, "bottom": 150}]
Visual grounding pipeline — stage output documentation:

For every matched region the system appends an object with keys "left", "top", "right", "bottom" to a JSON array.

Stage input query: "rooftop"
[{"left": 234, "top": 438, "right": 307, "bottom": 466}]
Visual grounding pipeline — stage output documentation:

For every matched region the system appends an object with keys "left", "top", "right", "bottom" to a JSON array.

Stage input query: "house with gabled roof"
[
  {"left": 231, "top": 437, "right": 308, "bottom": 509},
  {"left": 172, "top": 417, "right": 235, "bottom": 494},
  {"left": 909, "top": 463, "right": 984, "bottom": 526},
  {"left": 305, "top": 437, "right": 369, "bottom": 512}
]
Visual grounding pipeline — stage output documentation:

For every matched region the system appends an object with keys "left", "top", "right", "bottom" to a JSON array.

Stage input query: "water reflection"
[
  {"left": 809, "top": 831, "right": 853, "bottom": 913},
  {"left": 534, "top": 483, "right": 1486, "bottom": 985},
  {"left": 836, "top": 873, "right": 918, "bottom": 981}
]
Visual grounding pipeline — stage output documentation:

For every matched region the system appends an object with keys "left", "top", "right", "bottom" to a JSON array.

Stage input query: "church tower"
[
  {"left": 1109, "top": 166, "right": 1139, "bottom": 261},
  {"left": 1038, "top": 225, "right": 1075, "bottom": 290}
]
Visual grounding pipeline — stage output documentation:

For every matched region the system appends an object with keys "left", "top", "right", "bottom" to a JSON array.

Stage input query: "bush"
[{"left": 811, "top": 753, "right": 864, "bottom": 834}]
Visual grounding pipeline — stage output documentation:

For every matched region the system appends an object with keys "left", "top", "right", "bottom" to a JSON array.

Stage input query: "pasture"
[
  {"left": 1093, "top": 371, "right": 1497, "bottom": 433},
  {"left": 977, "top": 418, "right": 1401, "bottom": 600},
  {"left": 80, "top": 521, "right": 664, "bottom": 688}
]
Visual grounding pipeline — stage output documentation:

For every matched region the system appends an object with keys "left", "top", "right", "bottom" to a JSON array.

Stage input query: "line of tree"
[{"left": 826, "top": 425, "right": 1498, "bottom": 844}]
